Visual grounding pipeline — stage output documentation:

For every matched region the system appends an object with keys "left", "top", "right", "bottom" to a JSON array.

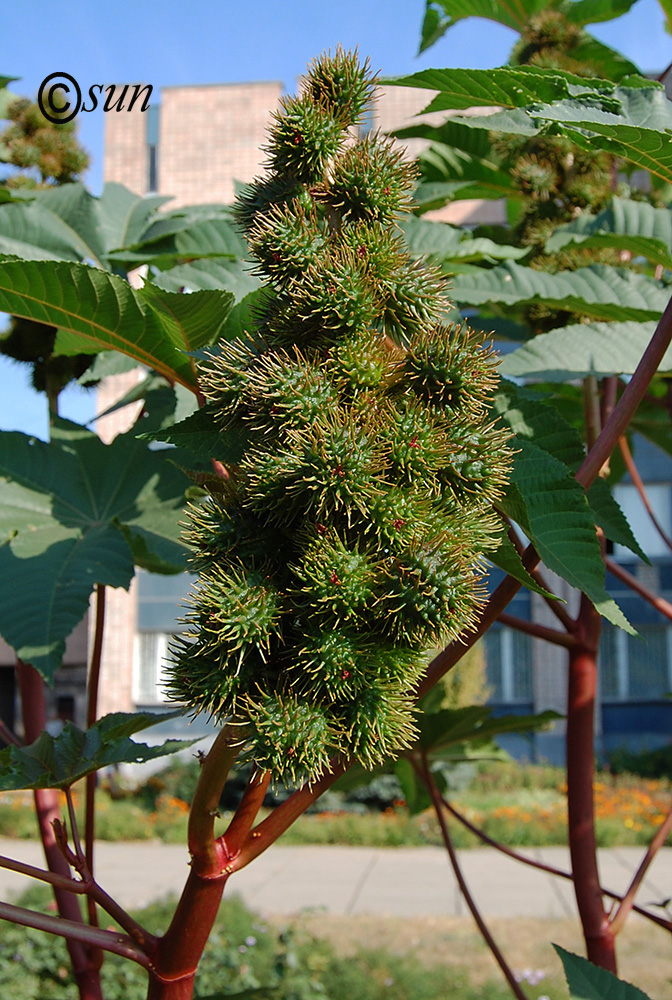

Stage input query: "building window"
[
  {"left": 134, "top": 631, "right": 172, "bottom": 705},
  {"left": 484, "top": 627, "right": 533, "bottom": 703},
  {"left": 600, "top": 624, "right": 672, "bottom": 701}
]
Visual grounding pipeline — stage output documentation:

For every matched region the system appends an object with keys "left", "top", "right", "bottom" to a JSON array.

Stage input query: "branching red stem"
[
  {"left": 498, "top": 611, "right": 575, "bottom": 647},
  {"left": 610, "top": 805, "right": 672, "bottom": 935},
  {"left": 619, "top": 437, "right": 672, "bottom": 554},
  {"left": 0, "top": 899, "right": 150, "bottom": 967},
  {"left": 417, "top": 754, "right": 529, "bottom": 1000},
  {"left": 439, "top": 799, "right": 672, "bottom": 932},
  {"left": 566, "top": 594, "right": 616, "bottom": 972},
  {"left": 605, "top": 557, "right": 672, "bottom": 622},
  {"left": 221, "top": 769, "right": 271, "bottom": 860},
  {"left": 16, "top": 660, "right": 102, "bottom": 999}
]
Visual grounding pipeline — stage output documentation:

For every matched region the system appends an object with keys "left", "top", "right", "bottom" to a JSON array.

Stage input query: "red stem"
[
  {"left": 0, "top": 716, "right": 22, "bottom": 747},
  {"left": 440, "top": 798, "right": 672, "bottom": 932},
  {"left": 221, "top": 768, "right": 271, "bottom": 859},
  {"left": 605, "top": 556, "right": 672, "bottom": 622},
  {"left": 16, "top": 660, "right": 103, "bottom": 1000},
  {"left": 610, "top": 805, "right": 672, "bottom": 935},
  {"left": 0, "top": 899, "right": 150, "bottom": 967},
  {"left": 85, "top": 584, "right": 106, "bottom": 948},
  {"left": 566, "top": 595, "right": 616, "bottom": 972},
  {"left": 576, "top": 293, "right": 672, "bottom": 489},
  {"left": 418, "top": 755, "right": 529, "bottom": 1000},
  {"left": 619, "top": 437, "right": 672, "bottom": 555},
  {"left": 498, "top": 611, "right": 575, "bottom": 647},
  {"left": 146, "top": 728, "right": 241, "bottom": 997}
]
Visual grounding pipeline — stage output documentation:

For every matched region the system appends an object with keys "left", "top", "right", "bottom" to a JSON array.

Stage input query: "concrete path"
[{"left": 0, "top": 839, "right": 670, "bottom": 919}]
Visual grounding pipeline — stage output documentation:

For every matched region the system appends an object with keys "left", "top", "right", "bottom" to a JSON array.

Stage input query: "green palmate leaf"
[
  {"left": 554, "top": 945, "right": 652, "bottom": 1000},
  {"left": 0, "top": 712, "right": 197, "bottom": 790},
  {"left": 562, "top": 0, "right": 640, "bottom": 23},
  {"left": 488, "top": 528, "right": 558, "bottom": 597},
  {"left": 418, "top": 0, "right": 549, "bottom": 51},
  {"left": 450, "top": 261, "right": 668, "bottom": 322},
  {"left": 0, "top": 257, "right": 233, "bottom": 390},
  {"left": 95, "top": 182, "right": 171, "bottom": 259},
  {"left": 503, "top": 438, "right": 635, "bottom": 632},
  {"left": 387, "top": 65, "right": 623, "bottom": 115},
  {"left": 661, "top": 0, "right": 672, "bottom": 32},
  {"left": 587, "top": 477, "right": 648, "bottom": 562},
  {"left": 500, "top": 320, "right": 665, "bottom": 380},
  {"left": 152, "top": 258, "right": 261, "bottom": 301},
  {"left": 546, "top": 196, "right": 672, "bottom": 269},
  {"left": 494, "top": 381, "right": 586, "bottom": 468},
  {"left": 394, "top": 757, "right": 432, "bottom": 814},
  {"left": 494, "top": 383, "right": 637, "bottom": 621},
  {"left": 436, "top": 77, "right": 672, "bottom": 185},
  {"left": 400, "top": 217, "right": 528, "bottom": 263},
  {"left": 567, "top": 35, "right": 641, "bottom": 81},
  {"left": 0, "top": 419, "right": 192, "bottom": 680},
  {"left": 417, "top": 705, "right": 561, "bottom": 754},
  {"left": 0, "top": 182, "right": 170, "bottom": 269},
  {"left": 146, "top": 407, "right": 250, "bottom": 465}
]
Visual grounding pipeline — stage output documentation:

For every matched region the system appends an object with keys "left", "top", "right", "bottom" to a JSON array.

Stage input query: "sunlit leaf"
[{"left": 0, "top": 712, "right": 197, "bottom": 790}]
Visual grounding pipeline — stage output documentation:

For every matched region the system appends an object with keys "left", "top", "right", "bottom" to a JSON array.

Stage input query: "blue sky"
[{"left": 0, "top": 0, "right": 669, "bottom": 439}]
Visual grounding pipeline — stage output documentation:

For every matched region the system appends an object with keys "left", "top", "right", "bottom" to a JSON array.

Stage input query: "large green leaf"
[
  {"left": 450, "top": 261, "right": 668, "bottom": 322},
  {"left": 417, "top": 705, "right": 561, "bottom": 755},
  {"left": 0, "top": 419, "right": 192, "bottom": 680},
  {"left": 546, "top": 197, "right": 672, "bottom": 269},
  {"left": 0, "top": 712, "right": 197, "bottom": 790},
  {"left": 400, "top": 217, "right": 528, "bottom": 263},
  {"left": 0, "top": 257, "right": 233, "bottom": 391},
  {"left": 562, "top": 0, "right": 640, "bottom": 23},
  {"left": 587, "top": 477, "right": 648, "bottom": 562},
  {"left": 146, "top": 407, "right": 250, "bottom": 465},
  {"left": 554, "top": 945, "right": 652, "bottom": 1000},
  {"left": 500, "top": 320, "right": 666, "bottom": 380},
  {"left": 418, "top": 0, "right": 549, "bottom": 51},
  {"left": 95, "top": 182, "right": 172, "bottom": 259},
  {"left": 432, "top": 76, "right": 672, "bottom": 185},
  {"left": 153, "top": 258, "right": 260, "bottom": 300},
  {"left": 494, "top": 384, "right": 636, "bottom": 628},
  {"left": 487, "top": 528, "right": 558, "bottom": 597},
  {"left": 503, "top": 438, "right": 634, "bottom": 631},
  {"left": 0, "top": 186, "right": 104, "bottom": 264},
  {"left": 387, "top": 65, "right": 624, "bottom": 115}
]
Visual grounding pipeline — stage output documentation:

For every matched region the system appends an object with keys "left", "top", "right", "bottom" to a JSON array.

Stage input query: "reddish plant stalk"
[
  {"left": 619, "top": 436, "right": 672, "bottom": 554},
  {"left": 566, "top": 594, "right": 616, "bottom": 972},
  {"left": 0, "top": 899, "right": 150, "bottom": 966},
  {"left": 16, "top": 659, "right": 103, "bottom": 1000},
  {"left": 221, "top": 768, "right": 271, "bottom": 859},
  {"left": 145, "top": 729, "right": 251, "bottom": 997},
  {"left": 85, "top": 584, "right": 106, "bottom": 948},
  {"left": 610, "top": 805, "right": 672, "bottom": 935},
  {"left": 418, "top": 755, "right": 529, "bottom": 1000},
  {"left": 497, "top": 611, "right": 575, "bottom": 647},
  {"left": 605, "top": 556, "right": 672, "bottom": 622},
  {"left": 440, "top": 798, "right": 672, "bottom": 933}
]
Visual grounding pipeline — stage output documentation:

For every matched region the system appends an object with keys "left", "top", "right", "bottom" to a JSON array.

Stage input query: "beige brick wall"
[
  {"left": 103, "top": 84, "right": 150, "bottom": 195},
  {"left": 158, "top": 82, "right": 283, "bottom": 207}
]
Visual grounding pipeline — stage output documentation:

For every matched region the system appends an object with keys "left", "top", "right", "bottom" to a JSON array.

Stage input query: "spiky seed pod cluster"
[{"left": 168, "top": 49, "right": 511, "bottom": 785}]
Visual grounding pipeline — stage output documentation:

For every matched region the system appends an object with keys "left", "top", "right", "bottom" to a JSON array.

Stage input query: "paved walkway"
[{"left": 0, "top": 839, "right": 670, "bottom": 919}]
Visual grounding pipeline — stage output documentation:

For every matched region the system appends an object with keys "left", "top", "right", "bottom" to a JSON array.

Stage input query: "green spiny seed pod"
[
  {"left": 169, "top": 50, "right": 511, "bottom": 785},
  {"left": 305, "top": 47, "right": 377, "bottom": 127}
]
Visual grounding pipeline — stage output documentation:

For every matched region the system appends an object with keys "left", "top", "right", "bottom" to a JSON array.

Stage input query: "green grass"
[{"left": 0, "top": 761, "right": 669, "bottom": 850}]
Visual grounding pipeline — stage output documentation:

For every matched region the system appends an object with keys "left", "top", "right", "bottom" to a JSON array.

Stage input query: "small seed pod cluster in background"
[{"left": 168, "top": 49, "right": 511, "bottom": 784}]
